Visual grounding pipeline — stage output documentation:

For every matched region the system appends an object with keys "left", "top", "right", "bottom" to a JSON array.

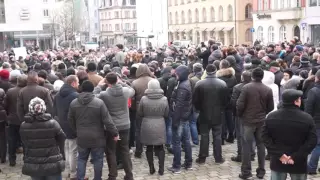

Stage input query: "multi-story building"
[
  {"left": 252, "top": 0, "right": 306, "bottom": 45},
  {"left": 99, "top": 0, "right": 137, "bottom": 47},
  {"left": 87, "top": 0, "right": 100, "bottom": 43},
  {"left": 136, "top": 0, "right": 168, "bottom": 48},
  {"left": 168, "top": 0, "right": 254, "bottom": 45},
  {"left": 304, "top": 0, "right": 320, "bottom": 45}
]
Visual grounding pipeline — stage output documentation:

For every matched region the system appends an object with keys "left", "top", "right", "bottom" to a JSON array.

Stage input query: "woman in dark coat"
[
  {"left": 138, "top": 79, "right": 169, "bottom": 176},
  {"left": 20, "top": 97, "right": 65, "bottom": 180}
]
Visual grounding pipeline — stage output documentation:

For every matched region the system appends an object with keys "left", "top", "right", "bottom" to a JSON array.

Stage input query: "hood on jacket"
[
  {"left": 161, "top": 67, "right": 172, "bottom": 81},
  {"left": 262, "top": 70, "right": 275, "bottom": 85},
  {"left": 107, "top": 84, "right": 123, "bottom": 97},
  {"left": 208, "top": 50, "right": 222, "bottom": 63},
  {"left": 216, "top": 67, "right": 235, "bottom": 78},
  {"left": 59, "top": 83, "right": 77, "bottom": 98},
  {"left": 175, "top": 65, "right": 189, "bottom": 82},
  {"left": 77, "top": 92, "right": 95, "bottom": 105},
  {"left": 24, "top": 113, "right": 52, "bottom": 123},
  {"left": 136, "top": 64, "right": 153, "bottom": 78},
  {"left": 145, "top": 89, "right": 164, "bottom": 99}
]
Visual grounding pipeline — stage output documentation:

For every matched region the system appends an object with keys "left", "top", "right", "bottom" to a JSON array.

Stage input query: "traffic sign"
[{"left": 250, "top": 28, "right": 255, "bottom": 32}]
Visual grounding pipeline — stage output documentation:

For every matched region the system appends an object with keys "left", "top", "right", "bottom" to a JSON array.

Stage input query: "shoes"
[
  {"left": 239, "top": 173, "right": 253, "bottom": 179},
  {"left": 9, "top": 161, "right": 16, "bottom": 167},
  {"left": 167, "top": 167, "right": 181, "bottom": 174},
  {"left": 256, "top": 168, "right": 265, "bottom": 179},
  {"left": 308, "top": 172, "right": 317, "bottom": 175},
  {"left": 134, "top": 152, "right": 142, "bottom": 158},
  {"left": 251, "top": 156, "right": 255, "bottom": 161},
  {"left": 215, "top": 158, "right": 225, "bottom": 164},
  {"left": 195, "top": 158, "right": 206, "bottom": 164},
  {"left": 221, "top": 140, "right": 225, "bottom": 145},
  {"left": 231, "top": 156, "right": 241, "bottom": 162},
  {"left": 181, "top": 163, "right": 193, "bottom": 170},
  {"left": 70, "top": 178, "right": 77, "bottom": 180},
  {"left": 265, "top": 154, "right": 270, "bottom": 160},
  {"left": 226, "top": 135, "right": 234, "bottom": 143},
  {"left": 117, "top": 163, "right": 124, "bottom": 170},
  {"left": 0, "top": 160, "right": 5, "bottom": 164}
]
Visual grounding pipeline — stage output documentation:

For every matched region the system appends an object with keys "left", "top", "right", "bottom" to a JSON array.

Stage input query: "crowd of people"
[{"left": 0, "top": 38, "right": 319, "bottom": 180}]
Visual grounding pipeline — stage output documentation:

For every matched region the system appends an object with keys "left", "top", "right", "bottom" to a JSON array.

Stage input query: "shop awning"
[
  {"left": 214, "top": 27, "right": 224, "bottom": 31},
  {"left": 223, "top": 27, "right": 234, "bottom": 31}
]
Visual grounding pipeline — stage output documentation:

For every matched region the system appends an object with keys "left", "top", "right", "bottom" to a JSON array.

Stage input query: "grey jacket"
[
  {"left": 68, "top": 92, "right": 118, "bottom": 148},
  {"left": 138, "top": 89, "right": 169, "bottom": 145},
  {"left": 115, "top": 51, "right": 125, "bottom": 64},
  {"left": 95, "top": 83, "right": 135, "bottom": 131}
]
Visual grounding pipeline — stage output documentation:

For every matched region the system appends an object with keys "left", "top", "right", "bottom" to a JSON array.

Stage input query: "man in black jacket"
[
  {"left": 193, "top": 64, "right": 228, "bottom": 164},
  {"left": 68, "top": 80, "right": 119, "bottom": 180},
  {"left": 54, "top": 75, "right": 79, "bottom": 180},
  {"left": 237, "top": 67, "right": 274, "bottom": 179},
  {"left": 262, "top": 89, "right": 316, "bottom": 179},
  {"left": 305, "top": 70, "right": 320, "bottom": 174}
]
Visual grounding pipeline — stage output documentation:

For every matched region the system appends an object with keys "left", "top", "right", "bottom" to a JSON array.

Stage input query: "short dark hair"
[
  {"left": 206, "top": 64, "right": 217, "bottom": 73},
  {"left": 87, "top": 62, "right": 97, "bottom": 72},
  {"left": 116, "top": 44, "right": 123, "bottom": 49},
  {"left": 251, "top": 67, "right": 264, "bottom": 81},
  {"left": 67, "top": 68, "right": 76, "bottom": 76},
  {"left": 81, "top": 80, "right": 94, "bottom": 92},
  {"left": 38, "top": 70, "right": 48, "bottom": 80},
  {"left": 58, "top": 63, "right": 66, "bottom": 70},
  {"left": 220, "top": 59, "right": 230, "bottom": 69},
  {"left": 106, "top": 72, "right": 118, "bottom": 85},
  {"left": 27, "top": 71, "right": 38, "bottom": 83}
]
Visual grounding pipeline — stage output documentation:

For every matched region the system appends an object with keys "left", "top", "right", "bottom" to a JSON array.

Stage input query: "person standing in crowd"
[
  {"left": 38, "top": 70, "right": 54, "bottom": 91},
  {"left": 87, "top": 62, "right": 103, "bottom": 87},
  {"left": 237, "top": 67, "right": 274, "bottom": 179},
  {"left": 41, "top": 61, "right": 58, "bottom": 84},
  {"left": 193, "top": 64, "right": 228, "bottom": 164},
  {"left": 5, "top": 75, "right": 27, "bottom": 166},
  {"left": 262, "top": 89, "right": 317, "bottom": 180},
  {"left": 138, "top": 79, "right": 169, "bottom": 175},
  {"left": 168, "top": 65, "right": 193, "bottom": 173},
  {"left": 94, "top": 72, "right": 134, "bottom": 180},
  {"left": 54, "top": 75, "right": 79, "bottom": 180},
  {"left": 0, "top": 69, "right": 14, "bottom": 92},
  {"left": 20, "top": 97, "right": 66, "bottom": 180},
  {"left": 0, "top": 88, "right": 6, "bottom": 164},
  {"left": 115, "top": 44, "right": 125, "bottom": 66},
  {"left": 131, "top": 64, "right": 154, "bottom": 158},
  {"left": 306, "top": 70, "right": 320, "bottom": 174},
  {"left": 17, "top": 71, "right": 53, "bottom": 121},
  {"left": 68, "top": 80, "right": 119, "bottom": 180}
]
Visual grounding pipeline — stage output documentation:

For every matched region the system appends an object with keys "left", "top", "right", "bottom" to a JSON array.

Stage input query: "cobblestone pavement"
[{"left": 1, "top": 142, "right": 320, "bottom": 180}]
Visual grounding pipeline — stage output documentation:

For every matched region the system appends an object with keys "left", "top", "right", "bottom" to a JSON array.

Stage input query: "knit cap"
[{"left": 29, "top": 97, "right": 46, "bottom": 115}]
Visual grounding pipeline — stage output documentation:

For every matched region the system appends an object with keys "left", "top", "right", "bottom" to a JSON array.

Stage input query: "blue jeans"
[
  {"left": 77, "top": 146, "right": 104, "bottom": 180},
  {"left": 31, "top": 174, "right": 62, "bottom": 180},
  {"left": 190, "top": 111, "right": 199, "bottom": 145},
  {"left": 172, "top": 121, "right": 192, "bottom": 169},
  {"left": 271, "top": 171, "right": 307, "bottom": 180},
  {"left": 165, "top": 117, "right": 172, "bottom": 146},
  {"left": 307, "top": 129, "right": 320, "bottom": 173}
]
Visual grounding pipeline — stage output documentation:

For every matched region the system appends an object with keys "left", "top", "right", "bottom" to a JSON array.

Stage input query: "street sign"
[
  {"left": 250, "top": 28, "right": 255, "bottom": 32},
  {"left": 301, "top": 23, "right": 307, "bottom": 28}
]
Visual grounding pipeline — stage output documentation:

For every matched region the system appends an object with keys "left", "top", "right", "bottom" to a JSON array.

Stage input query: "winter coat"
[
  {"left": 0, "top": 89, "right": 6, "bottom": 123},
  {"left": 305, "top": 83, "right": 320, "bottom": 128},
  {"left": 237, "top": 81, "right": 274, "bottom": 125},
  {"left": 274, "top": 70, "right": 283, "bottom": 88},
  {"left": 5, "top": 86, "right": 24, "bottom": 125},
  {"left": 132, "top": 64, "right": 154, "bottom": 109},
  {"left": 216, "top": 68, "right": 237, "bottom": 110},
  {"left": 170, "top": 66, "right": 192, "bottom": 128},
  {"left": 262, "top": 104, "right": 316, "bottom": 174},
  {"left": 115, "top": 51, "right": 125, "bottom": 65},
  {"left": 95, "top": 83, "right": 135, "bottom": 131},
  {"left": 43, "top": 80, "right": 54, "bottom": 91},
  {"left": 262, "top": 71, "right": 279, "bottom": 111},
  {"left": 232, "top": 53, "right": 244, "bottom": 83},
  {"left": 231, "top": 82, "right": 247, "bottom": 115},
  {"left": 20, "top": 113, "right": 66, "bottom": 177},
  {"left": 138, "top": 88, "right": 169, "bottom": 145},
  {"left": 47, "top": 72, "right": 59, "bottom": 85},
  {"left": 295, "top": 64, "right": 311, "bottom": 76},
  {"left": 193, "top": 74, "right": 228, "bottom": 125},
  {"left": 87, "top": 72, "right": 103, "bottom": 87},
  {"left": 53, "top": 84, "right": 78, "bottom": 139},
  {"left": 157, "top": 68, "right": 172, "bottom": 96},
  {"left": 17, "top": 82, "right": 53, "bottom": 122},
  {"left": 68, "top": 92, "right": 118, "bottom": 148},
  {"left": 208, "top": 49, "right": 222, "bottom": 64},
  {"left": 198, "top": 49, "right": 210, "bottom": 69},
  {"left": 0, "top": 79, "right": 14, "bottom": 93},
  {"left": 166, "top": 75, "right": 177, "bottom": 103},
  {"left": 283, "top": 52, "right": 295, "bottom": 66},
  {"left": 302, "top": 75, "right": 315, "bottom": 99},
  {"left": 189, "top": 72, "right": 202, "bottom": 93}
]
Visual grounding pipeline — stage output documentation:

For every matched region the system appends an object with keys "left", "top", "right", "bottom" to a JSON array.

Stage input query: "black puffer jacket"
[
  {"left": 216, "top": 68, "right": 237, "bottom": 109},
  {"left": 166, "top": 75, "right": 177, "bottom": 103},
  {"left": 170, "top": 65, "right": 192, "bottom": 128},
  {"left": 20, "top": 113, "right": 65, "bottom": 177},
  {"left": 158, "top": 67, "right": 172, "bottom": 96},
  {"left": 305, "top": 83, "right": 320, "bottom": 128}
]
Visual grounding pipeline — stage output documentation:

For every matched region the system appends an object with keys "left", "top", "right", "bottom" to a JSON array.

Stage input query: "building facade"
[
  {"left": 99, "top": 0, "right": 137, "bottom": 47},
  {"left": 303, "top": 0, "right": 320, "bottom": 45},
  {"left": 252, "top": 0, "right": 306, "bottom": 45},
  {"left": 87, "top": 0, "right": 101, "bottom": 43},
  {"left": 136, "top": 0, "right": 168, "bottom": 48},
  {"left": 167, "top": 0, "right": 253, "bottom": 46}
]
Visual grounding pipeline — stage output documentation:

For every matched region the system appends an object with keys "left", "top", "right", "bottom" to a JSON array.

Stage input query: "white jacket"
[{"left": 262, "top": 71, "right": 279, "bottom": 111}]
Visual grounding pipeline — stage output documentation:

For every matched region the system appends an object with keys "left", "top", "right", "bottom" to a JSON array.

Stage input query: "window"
[
  {"left": 188, "top": 9, "right": 192, "bottom": 23},
  {"left": 114, "top": 0, "right": 118, "bottom": 6},
  {"left": 245, "top": 4, "right": 252, "bottom": 19},
  {"left": 100, "top": 13, "right": 103, "bottom": 19},
  {"left": 228, "top": 5, "right": 233, "bottom": 20},
  {"left": 169, "top": 0, "right": 172, "bottom": 6},
  {"left": 268, "top": 26, "right": 274, "bottom": 43},
  {"left": 245, "top": 29, "right": 252, "bottom": 42},
  {"left": 95, "top": 23, "right": 98, "bottom": 31},
  {"left": 257, "top": 26, "right": 263, "bottom": 41},
  {"left": 175, "top": 11, "right": 179, "bottom": 24},
  {"left": 297, "top": 0, "right": 301, "bottom": 7},
  {"left": 124, "top": 23, "right": 130, "bottom": 31},
  {"left": 94, "top": 10, "right": 98, "bottom": 17},
  {"left": 279, "top": 25, "right": 286, "bottom": 41},
  {"left": 122, "top": 0, "right": 126, "bottom": 5},
  {"left": 280, "top": 0, "right": 285, "bottom": 8},
  {"left": 210, "top": 7, "right": 215, "bottom": 21},
  {"left": 109, "top": 24, "right": 112, "bottom": 31},
  {"left": 309, "top": 0, "right": 317, "bottom": 6},
  {"left": 109, "top": 0, "right": 112, "bottom": 6},
  {"left": 287, "top": 0, "right": 291, "bottom": 7},
  {"left": 108, "top": 12, "right": 111, "bottom": 19},
  {"left": 130, "top": 0, "right": 136, "bottom": 5},
  {"left": 133, "top": 10, "right": 136, "bottom": 18},
  {"left": 181, "top": 11, "right": 185, "bottom": 24},
  {"left": 187, "top": 0, "right": 191, "bottom": 2},
  {"left": 115, "top": 24, "right": 120, "bottom": 31},
  {"left": 102, "top": 24, "right": 105, "bottom": 31},
  {"left": 258, "top": 0, "right": 263, "bottom": 10},
  {"left": 264, "top": 0, "right": 269, "bottom": 10},
  {"left": 181, "top": 0, "right": 184, "bottom": 4},
  {"left": 175, "top": 0, "right": 178, "bottom": 5},
  {"left": 218, "top": 6, "right": 223, "bottom": 21},
  {"left": 273, "top": 0, "right": 278, "bottom": 9},
  {"left": 133, "top": 23, "right": 137, "bottom": 30},
  {"left": 195, "top": 8, "right": 199, "bottom": 22},
  {"left": 43, "top": 9, "right": 49, "bottom": 17},
  {"left": 202, "top": 8, "right": 207, "bottom": 22},
  {"left": 106, "top": 24, "right": 108, "bottom": 31},
  {"left": 43, "top": 0, "right": 48, "bottom": 2},
  {"left": 169, "top": 12, "right": 172, "bottom": 24},
  {"left": 114, "top": 11, "right": 119, "bottom": 18},
  {"left": 125, "top": 11, "right": 130, "bottom": 18}
]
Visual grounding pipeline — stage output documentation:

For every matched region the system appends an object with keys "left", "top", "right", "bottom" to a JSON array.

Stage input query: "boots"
[
  {"left": 158, "top": 148, "right": 165, "bottom": 176},
  {"left": 145, "top": 151, "right": 156, "bottom": 175}
]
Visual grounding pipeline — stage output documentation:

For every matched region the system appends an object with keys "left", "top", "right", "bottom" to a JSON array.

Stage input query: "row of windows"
[
  {"left": 169, "top": 4, "right": 252, "bottom": 24},
  {"left": 100, "top": 10, "right": 136, "bottom": 19},
  {"left": 310, "top": 0, "right": 320, "bottom": 6},
  {"left": 101, "top": 23, "right": 137, "bottom": 31},
  {"left": 168, "top": 0, "right": 206, "bottom": 6},
  {"left": 101, "top": 0, "right": 136, "bottom": 7},
  {"left": 257, "top": 0, "right": 302, "bottom": 10},
  {"left": 256, "top": 25, "right": 290, "bottom": 43}
]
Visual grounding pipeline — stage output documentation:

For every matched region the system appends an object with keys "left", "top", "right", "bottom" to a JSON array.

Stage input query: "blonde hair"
[{"left": 313, "top": 52, "right": 319, "bottom": 60}]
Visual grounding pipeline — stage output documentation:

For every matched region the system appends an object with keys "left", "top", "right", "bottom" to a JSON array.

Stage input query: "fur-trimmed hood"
[{"left": 216, "top": 67, "right": 235, "bottom": 78}]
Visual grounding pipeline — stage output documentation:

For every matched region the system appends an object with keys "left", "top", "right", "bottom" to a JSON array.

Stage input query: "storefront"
[{"left": 303, "top": 5, "right": 320, "bottom": 45}]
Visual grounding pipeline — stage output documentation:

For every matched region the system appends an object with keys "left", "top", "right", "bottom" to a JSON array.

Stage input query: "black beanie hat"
[{"left": 81, "top": 80, "right": 94, "bottom": 92}]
